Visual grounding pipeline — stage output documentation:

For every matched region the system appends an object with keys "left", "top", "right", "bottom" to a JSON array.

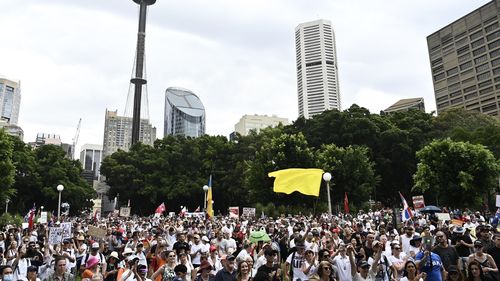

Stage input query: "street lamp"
[
  {"left": 323, "top": 172, "right": 332, "bottom": 217},
  {"left": 203, "top": 185, "right": 209, "bottom": 211},
  {"left": 5, "top": 199, "right": 9, "bottom": 214},
  {"left": 56, "top": 184, "right": 64, "bottom": 220}
]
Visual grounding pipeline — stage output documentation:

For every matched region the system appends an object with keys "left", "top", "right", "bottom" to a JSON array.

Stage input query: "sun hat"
[{"left": 86, "top": 256, "right": 99, "bottom": 269}]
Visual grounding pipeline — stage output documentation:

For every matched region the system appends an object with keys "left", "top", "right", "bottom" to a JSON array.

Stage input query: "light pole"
[
  {"left": 5, "top": 199, "right": 9, "bottom": 214},
  {"left": 323, "top": 172, "right": 332, "bottom": 217},
  {"left": 203, "top": 185, "right": 209, "bottom": 211},
  {"left": 57, "top": 184, "right": 64, "bottom": 221}
]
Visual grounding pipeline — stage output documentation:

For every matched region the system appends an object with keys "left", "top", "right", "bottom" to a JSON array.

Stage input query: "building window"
[
  {"left": 475, "top": 54, "right": 488, "bottom": 64},
  {"left": 477, "top": 72, "right": 491, "bottom": 81},
  {"left": 434, "top": 72, "right": 445, "bottom": 81},
  {"left": 488, "top": 39, "right": 500, "bottom": 50},
  {"left": 459, "top": 53, "right": 471, "bottom": 62},
  {"left": 487, "top": 30, "right": 500, "bottom": 41},
  {"left": 470, "top": 30, "right": 483, "bottom": 40},
  {"left": 476, "top": 63, "right": 490, "bottom": 73},
  {"left": 479, "top": 87, "right": 493, "bottom": 95},
  {"left": 478, "top": 80, "right": 492, "bottom": 88},
  {"left": 457, "top": 45, "right": 470, "bottom": 55},
  {"left": 491, "top": 48, "right": 500, "bottom": 58},
  {"left": 431, "top": 58, "right": 443, "bottom": 66},
  {"left": 460, "top": 61, "right": 472, "bottom": 70},
  {"left": 446, "top": 67, "right": 458, "bottom": 76},
  {"left": 473, "top": 46, "right": 486, "bottom": 56},
  {"left": 471, "top": 38, "right": 485, "bottom": 48}
]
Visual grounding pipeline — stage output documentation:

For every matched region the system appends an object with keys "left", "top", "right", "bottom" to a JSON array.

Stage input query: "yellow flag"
[
  {"left": 268, "top": 168, "right": 324, "bottom": 197},
  {"left": 207, "top": 176, "right": 214, "bottom": 218}
]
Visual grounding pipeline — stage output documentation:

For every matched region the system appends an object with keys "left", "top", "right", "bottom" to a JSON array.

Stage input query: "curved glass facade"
[{"left": 164, "top": 87, "right": 205, "bottom": 137}]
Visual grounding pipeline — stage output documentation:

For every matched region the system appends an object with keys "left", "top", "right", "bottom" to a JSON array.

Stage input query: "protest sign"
[
  {"left": 242, "top": 207, "right": 256, "bottom": 217},
  {"left": 87, "top": 225, "right": 106, "bottom": 239},
  {"left": 61, "top": 222, "right": 72, "bottom": 239},
  {"left": 49, "top": 227, "right": 63, "bottom": 244},
  {"left": 229, "top": 207, "right": 239, "bottom": 219}
]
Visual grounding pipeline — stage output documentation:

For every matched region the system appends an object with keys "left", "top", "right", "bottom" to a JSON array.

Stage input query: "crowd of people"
[{"left": 0, "top": 209, "right": 499, "bottom": 281}]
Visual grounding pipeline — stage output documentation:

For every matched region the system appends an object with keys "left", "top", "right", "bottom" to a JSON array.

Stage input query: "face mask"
[{"left": 4, "top": 274, "right": 13, "bottom": 281}]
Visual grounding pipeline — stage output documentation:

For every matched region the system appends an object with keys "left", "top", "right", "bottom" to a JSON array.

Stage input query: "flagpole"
[{"left": 323, "top": 172, "right": 332, "bottom": 217}]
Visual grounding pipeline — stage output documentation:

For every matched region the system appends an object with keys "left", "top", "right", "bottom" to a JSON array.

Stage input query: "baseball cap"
[
  {"left": 91, "top": 242, "right": 100, "bottom": 249},
  {"left": 358, "top": 261, "right": 370, "bottom": 268}
]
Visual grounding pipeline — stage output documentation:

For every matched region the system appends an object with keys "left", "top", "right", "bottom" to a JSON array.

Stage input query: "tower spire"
[{"left": 130, "top": 0, "right": 156, "bottom": 145}]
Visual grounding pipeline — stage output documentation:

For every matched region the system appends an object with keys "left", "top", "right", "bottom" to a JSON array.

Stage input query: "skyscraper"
[
  {"left": 102, "top": 109, "right": 156, "bottom": 158},
  {"left": 295, "top": 19, "right": 341, "bottom": 119},
  {"left": 80, "top": 144, "right": 103, "bottom": 179},
  {"left": 427, "top": 0, "right": 500, "bottom": 117},
  {"left": 164, "top": 87, "right": 206, "bottom": 138},
  {"left": 0, "top": 77, "right": 21, "bottom": 125}
]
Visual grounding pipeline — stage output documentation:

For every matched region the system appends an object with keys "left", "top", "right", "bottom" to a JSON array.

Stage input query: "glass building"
[
  {"left": 0, "top": 77, "right": 21, "bottom": 125},
  {"left": 164, "top": 87, "right": 205, "bottom": 138}
]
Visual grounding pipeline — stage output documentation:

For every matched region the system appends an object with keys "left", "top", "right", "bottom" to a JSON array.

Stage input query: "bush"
[{"left": 0, "top": 213, "right": 23, "bottom": 227}]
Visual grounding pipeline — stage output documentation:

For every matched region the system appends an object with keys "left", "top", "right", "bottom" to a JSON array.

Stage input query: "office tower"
[
  {"left": 102, "top": 109, "right": 156, "bottom": 158},
  {"left": 29, "top": 133, "right": 73, "bottom": 158},
  {"left": 0, "top": 77, "right": 21, "bottom": 125},
  {"left": 383, "top": 98, "right": 425, "bottom": 114},
  {"left": 164, "top": 87, "right": 205, "bottom": 138},
  {"left": 80, "top": 144, "right": 103, "bottom": 179},
  {"left": 234, "top": 114, "right": 289, "bottom": 136},
  {"left": 295, "top": 19, "right": 341, "bottom": 119},
  {"left": 427, "top": 0, "right": 500, "bottom": 117}
]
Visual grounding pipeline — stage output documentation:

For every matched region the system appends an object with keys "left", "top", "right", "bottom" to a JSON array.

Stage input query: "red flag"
[
  {"left": 155, "top": 203, "right": 166, "bottom": 214},
  {"left": 344, "top": 192, "right": 349, "bottom": 214},
  {"left": 28, "top": 204, "right": 36, "bottom": 230}
]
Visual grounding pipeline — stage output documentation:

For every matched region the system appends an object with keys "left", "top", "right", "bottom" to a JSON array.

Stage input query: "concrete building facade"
[
  {"left": 80, "top": 144, "right": 103, "bottom": 179},
  {"left": 234, "top": 114, "right": 289, "bottom": 136},
  {"left": 0, "top": 77, "right": 21, "bottom": 125},
  {"left": 164, "top": 87, "right": 205, "bottom": 138},
  {"left": 295, "top": 19, "right": 341, "bottom": 119},
  {"left": 427, "top": 0, "right": 500, "bottom": 117},
  {"left": 383, "top": 98, "right": 426, "bottom": 114},
  {"left": 102, "top": 109, "right": 156, "bottom": 158}
]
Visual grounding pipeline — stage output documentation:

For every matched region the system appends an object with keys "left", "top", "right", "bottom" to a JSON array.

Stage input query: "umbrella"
[
  {"left": 249, "top": 230, "right": 271, "bottom": 243},
  {"left": 419, "top": 205, "right": 441, "bottom": 214}
]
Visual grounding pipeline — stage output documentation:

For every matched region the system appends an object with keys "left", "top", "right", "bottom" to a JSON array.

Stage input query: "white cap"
[{"left": 91, "top": 242, "right": 99, "bottom": 248}]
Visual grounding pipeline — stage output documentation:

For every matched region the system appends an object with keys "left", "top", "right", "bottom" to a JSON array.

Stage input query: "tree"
[
  {"left": 34, "top": 145, "right": 94, "bottom": 214},
  {"left": 0, "top": 129, "right": 15, "bottom": 203},
  {"left": 413, "top": 138, "right": 499, "bottom": 208},
  {"left": 245, "top": 132, "right": 316, "bottom": 209},
  {"left": 316, "top": 144, "right": 379, "bottom": 209}
]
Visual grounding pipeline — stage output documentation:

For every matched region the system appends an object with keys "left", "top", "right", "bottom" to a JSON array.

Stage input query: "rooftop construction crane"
[{"left": 72, "top": 118, "right": 81, "bottom": 160}]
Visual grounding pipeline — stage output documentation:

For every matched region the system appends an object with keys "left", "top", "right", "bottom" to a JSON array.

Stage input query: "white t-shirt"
[
  {"left": 333, "top": 255, "right": 352, "bottom": 281},
  {"left": 286, "top": 252, "right": 306, "bottom": 281},
  {"left": 353, "top": 270, "right": 376, "bottom": 281},
  {"left": 190, "top": 243, "right": 204, "bottom": 265}
]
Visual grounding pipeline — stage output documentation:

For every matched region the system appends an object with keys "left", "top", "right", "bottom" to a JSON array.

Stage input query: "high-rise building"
[
  {"left": 383, "top": 98, "right": 425, "bottom": 114},
  {"left": 28, "top": 133, "right": 73, "bottom": 158},
  {"left": 0, "top": 77, "right": 21, "bottom": 125},
  {"left": 0, "top": 119, "right": 23, "bottom": 140},
  {"left": 164, "top": 87, "right": 205, "bottom": 138},
  {"left": 102, "top": 109, "right": 156, "bottom": 158},
  {"left": 427, "top": 0, "right": 500, "bottom": 117},
  {"left": 234, "top": 114, "right": 289, "bottom": 136},
  {"left": 80, "top": 144, "right": 103, "bottom": 179},
  {"left": 295, "top": 19, "right": 341, "bottom": 119}
]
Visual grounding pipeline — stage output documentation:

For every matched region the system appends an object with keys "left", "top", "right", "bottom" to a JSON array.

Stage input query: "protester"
[
  {"left": 399, "top": 260, "right": 426, "bottom": 281},
  {"left": 43, "top": 256, "right": 75, "bottom": 281}
]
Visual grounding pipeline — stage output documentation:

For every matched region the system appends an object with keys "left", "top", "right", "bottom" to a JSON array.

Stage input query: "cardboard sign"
[
  {"left": 184, "top": 212, "right": 205, "bottom": 219},
  {"left": 22, "top": 223, "right": 29, "bottom": 229},
  {"left": 496, "top": 195, "right": 500, "bottom": 207},
  {"left": 242, "top": 207, "right": 256, "bottom": 217},
  {"left": 412, "top": 195, "right": 425, "bottom": 211},
  {"left": 61, "top": 222, "right": 72, "bottom": 239},
  {"left": 229, "top": 207, "right": 239, "bottom": 218},
  {"left": 120, "top": 207, "right": 131, "bottom": 217},
  {"left": 49, "top": 227, "right": 63, "bottom": 244},
  {"left": 39, "top": 212, "right": 48, "bottom": 224},
  {"left": 87, "top": 225, "right": 106, "bottom": 239},
  {"left": 436, "top": 213, "right": 451, "bottom": 221}
]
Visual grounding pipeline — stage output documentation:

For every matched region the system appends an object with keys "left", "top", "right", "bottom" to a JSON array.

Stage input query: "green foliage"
[
  {"left": 413, "top": 138, "right": 499, "bottom": 208},
  {"left": 99, "top": 106, "right": 498, "bottom": 214},
  {"left": 0, "top": 129, "right": 16, "bottom": 202},
  {"left": 316, "top": 144, "right": 379, "bottom": 206},
  {"left": 0, "top": 213, "right": 23, "bottom": 227}
]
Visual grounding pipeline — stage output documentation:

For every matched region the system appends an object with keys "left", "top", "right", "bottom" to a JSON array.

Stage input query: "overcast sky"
[{"left": 0, "top": 0, "right": 491, "bottom": 154}]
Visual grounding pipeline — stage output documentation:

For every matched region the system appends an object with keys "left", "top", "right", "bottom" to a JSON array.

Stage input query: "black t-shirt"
[
  {"left": 432, "top": 245, "right": 459, "bottom": 270},
  {"left": 451, "top": 234, "right": 473, "bottom": 257},
  {"left": 487, "top": 246, "right": 500, "bottom": 271},
  {"left": 257, "top": 264, "right": 279, "bottom": 281},
  {"left": 173, "top": 241, "right": 190, "bottom": 254}
]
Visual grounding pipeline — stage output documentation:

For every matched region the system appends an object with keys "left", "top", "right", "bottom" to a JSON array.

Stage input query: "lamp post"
[
  {"left": 5, "top": 199, "right": 9, "bottom": 214},
  {"left": 57, "top": 184, "right": 64, "bottom": 221},
  {"left": 203, "top": 185, "right": 209, "bottom": 211},
  {"left": 323, "top": 172, "right": 332, "bottom": 217}
]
